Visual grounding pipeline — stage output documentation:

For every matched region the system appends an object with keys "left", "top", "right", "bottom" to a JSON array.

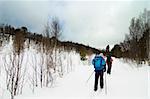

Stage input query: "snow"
[
  {"left": 15, "top": 56, "right": 149, "bottom": 99},
  {"left": 0, "top": 44, "right": 149, "bottom": 99}
]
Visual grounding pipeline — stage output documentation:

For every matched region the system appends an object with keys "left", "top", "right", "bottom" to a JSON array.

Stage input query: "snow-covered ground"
[
  {"left": 0, "top": 43, "right": 149, "bottom": 99},
  {"left": 13, "top": 56, "right": 149, "bottom": 99}
]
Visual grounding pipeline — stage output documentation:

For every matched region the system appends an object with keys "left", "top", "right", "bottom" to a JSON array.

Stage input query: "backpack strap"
[
  {"left": 100, "top": 57, "right": 105, "bottom": 69},
  {"left": 93, "top": 59, "right": 96, "bottom": 68}
]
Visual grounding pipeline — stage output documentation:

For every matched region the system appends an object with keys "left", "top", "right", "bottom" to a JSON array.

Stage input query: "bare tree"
[
  {"left": 50, "top": 17, "right": 62, "bottom": 72},
  {"left": 3, "top": 28, "right": 27, "bottom": 99},
  {"left": 40, "top": 17, "right": 62, "bottom": 87},
  {"left": 119, "top": 9, "right": 150, "bottom": 64}
]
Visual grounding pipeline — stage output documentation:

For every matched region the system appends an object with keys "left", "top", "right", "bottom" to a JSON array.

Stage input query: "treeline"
[
  {"left": 61, "top": 41, "right": 100, "bottom": 60},
  {"left": 0, "top": 25, "right": 99, "bottom": 57},
  {"left": 111, "top": 9, "right": 150, "bottom": 65}
]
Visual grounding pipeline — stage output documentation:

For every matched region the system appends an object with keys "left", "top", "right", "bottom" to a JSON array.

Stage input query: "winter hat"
[{"left": 100, "top": 53, "right": 103, "bottom": 56}]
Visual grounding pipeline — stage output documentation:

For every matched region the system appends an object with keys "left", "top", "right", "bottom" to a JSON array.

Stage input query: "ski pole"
[
  {"left": 105, "top": 72, "right": 107, "bottom": 95},
  {"left": 86, "top": 71, "right": 94, "bottom": 83}
]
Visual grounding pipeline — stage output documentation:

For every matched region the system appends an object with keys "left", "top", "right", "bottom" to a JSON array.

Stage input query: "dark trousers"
[
  {"left": 94, "top": 70, "right": 104, "bottom": 90},
  {"left": 107, "top": 62, "right": 112, "bottom": 74}
]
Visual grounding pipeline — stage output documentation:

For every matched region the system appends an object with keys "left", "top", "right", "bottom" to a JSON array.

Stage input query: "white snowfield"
[
  {"left": 0, "top": 51, "right": 149, "bottom": 99},
  {"left": 16, "top": 55, "right": 149, "bottom": 99}
]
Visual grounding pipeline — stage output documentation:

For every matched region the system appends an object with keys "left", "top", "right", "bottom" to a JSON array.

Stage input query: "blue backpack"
[{"left": 92, "top": 55, "right": 105, "bottom": 70}]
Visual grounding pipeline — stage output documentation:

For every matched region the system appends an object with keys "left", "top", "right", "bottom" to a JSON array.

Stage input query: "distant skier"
[
  {"left": 92, "top": 52, "right": 106, "bottom": 91},
  {"left": 106, "top": 45, "right": 110, "bottom": 54},
  {"left": 106, "top": 45, "right": 113, "bottom": 74}
]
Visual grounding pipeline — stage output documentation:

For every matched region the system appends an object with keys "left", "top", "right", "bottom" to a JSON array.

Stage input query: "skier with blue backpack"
[{"left": 92, "top": 52, "right": 106, "bottom": 91}]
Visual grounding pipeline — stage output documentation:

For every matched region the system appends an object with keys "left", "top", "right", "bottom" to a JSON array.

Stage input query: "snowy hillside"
[{"left": 10, "top": 55, "right": 150, "bottom": 99}]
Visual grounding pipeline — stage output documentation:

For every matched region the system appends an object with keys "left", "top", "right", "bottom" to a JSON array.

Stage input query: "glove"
[
  {"left": 103, "top": 68, "right": 106, "bottom": 72},
  {"left": 103, "top": 64, "right": 106, "bottom": 72}
]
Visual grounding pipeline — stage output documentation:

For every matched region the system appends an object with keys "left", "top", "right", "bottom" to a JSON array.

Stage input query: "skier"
[
  {"left": 106, "top": 45, "right": 113, "bottom": 74},
  {"left": 92, "top": 52, "right": 106, "bottom": 91},
  {"left": 106, "top": 53, "right": 113, "bottom": 74}
]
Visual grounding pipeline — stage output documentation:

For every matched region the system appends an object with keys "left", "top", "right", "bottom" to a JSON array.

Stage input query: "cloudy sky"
[{"left": 0, "top": 0, "right": 149, "bottom": 49}]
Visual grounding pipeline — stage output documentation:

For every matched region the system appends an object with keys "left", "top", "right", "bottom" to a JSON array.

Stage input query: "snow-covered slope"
[{"left": 12, "top": 56, "right": 149, "bottom": 99}]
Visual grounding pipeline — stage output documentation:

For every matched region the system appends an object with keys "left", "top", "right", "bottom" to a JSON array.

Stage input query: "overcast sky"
[{"left": 0, "top": 0, "right": 149, "bottom": 49}]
